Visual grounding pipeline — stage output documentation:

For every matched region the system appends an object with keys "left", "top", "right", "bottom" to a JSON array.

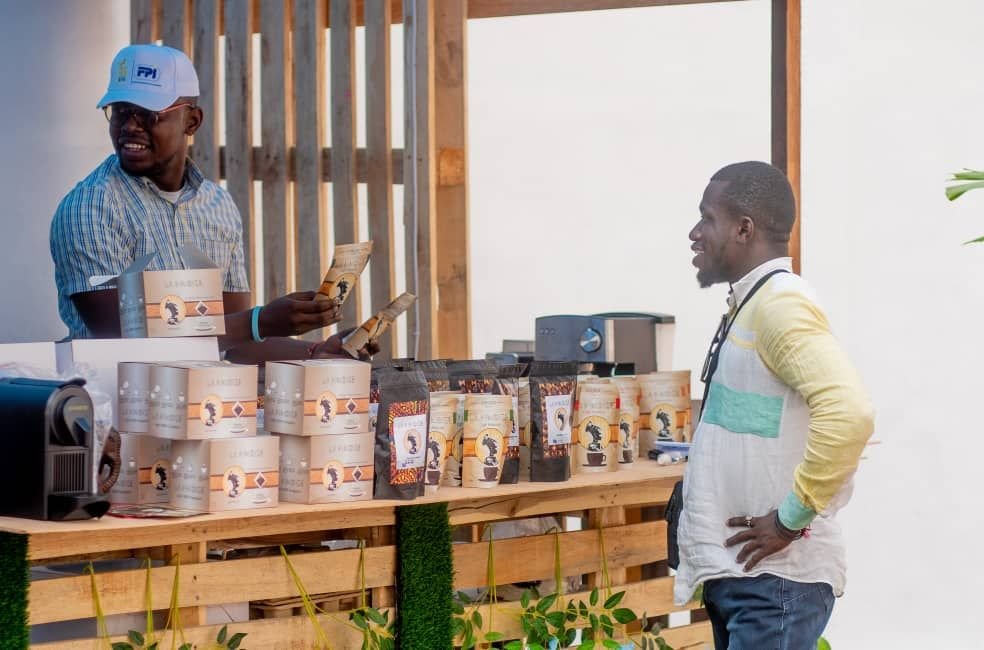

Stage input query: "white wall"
[
  {"left": 0, "top": 0, "right": 130, "bottom": 342},
  {"left": 470, "top": 1, "right": 981, "bottom": 647}
]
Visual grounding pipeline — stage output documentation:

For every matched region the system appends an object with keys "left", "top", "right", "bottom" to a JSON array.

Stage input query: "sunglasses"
[{"left": 103, "top": 102, "right": 194, "bottom": 128}]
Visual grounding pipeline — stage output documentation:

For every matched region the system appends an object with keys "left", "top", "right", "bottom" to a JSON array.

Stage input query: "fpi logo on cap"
[{"left": 132, "top": 62, "right": 162, "bottom": 87}]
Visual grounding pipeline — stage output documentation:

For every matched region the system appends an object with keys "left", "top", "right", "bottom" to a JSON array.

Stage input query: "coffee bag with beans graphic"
[
  {"left": 373, "top": 369, "right": 429, "bottom": 500},
  {"left": 529, "top": 361, "right": 577, "bottom": 482}
]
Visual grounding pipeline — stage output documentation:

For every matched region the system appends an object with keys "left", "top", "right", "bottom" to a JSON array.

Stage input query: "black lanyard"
[{"left": 698, "top": 269, "right": 789, "bottom": 419}]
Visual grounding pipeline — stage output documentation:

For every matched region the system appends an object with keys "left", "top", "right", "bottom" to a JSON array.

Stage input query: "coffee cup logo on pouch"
[{"left": 578, "top": 415, "right": 610, "bottom": 466}]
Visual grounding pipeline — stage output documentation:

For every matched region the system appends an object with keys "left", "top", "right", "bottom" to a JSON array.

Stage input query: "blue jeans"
[{"left": 703, "top": 574, "right": 835, "bottom": 650}]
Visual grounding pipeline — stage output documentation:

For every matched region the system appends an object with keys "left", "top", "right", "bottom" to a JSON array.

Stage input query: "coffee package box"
[
  {"left": 279, "top": 433, "right": 374, "bottom": 504},
  {"left": 56, "top": 337, "right": 220, "bottom": 429},
  {"left": 108, "top": 433, "right": 172, "bottom": 505},
  {"left": 169, "top": 436, "right": 279, "bottom": 512},
  {"left": 148, "top": 362, "right": 258, "bottom": 440},
  {"left": 107, "top": 245, "right": 226, "bottom": 338},
  {"left": 264, "top": 359, "right": 371, "bottom": 435},
  {"left": 118, "top": 362, "right": 154, "bottom": 433},
  {"left": 572, "top": 382, "right": 619, "bottom": 474}
]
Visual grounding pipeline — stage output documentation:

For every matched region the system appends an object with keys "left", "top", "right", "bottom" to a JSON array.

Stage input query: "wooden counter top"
[{"left": 1, "top": 461, "right": 685, "bottom": 560}]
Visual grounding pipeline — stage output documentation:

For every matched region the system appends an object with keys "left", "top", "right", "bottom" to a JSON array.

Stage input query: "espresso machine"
[{"left": 532, "top": 312, "right": 675, "bottom": 375}]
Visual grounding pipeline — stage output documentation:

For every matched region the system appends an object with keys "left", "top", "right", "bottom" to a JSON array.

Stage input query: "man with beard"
[
  {"left": 51, "top": 44, "right": 370, "bottom": 360},
  {"left": 675, "top": 161, "right": 874, "bottom": 649}
]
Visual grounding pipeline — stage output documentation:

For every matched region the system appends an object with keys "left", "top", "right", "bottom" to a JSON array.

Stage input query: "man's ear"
[
  {"left": 185, "top": 106, "right": 204, "bottom": 136},
  {"left": 736, "top": 215, "right": 755, "bottom": 243}
]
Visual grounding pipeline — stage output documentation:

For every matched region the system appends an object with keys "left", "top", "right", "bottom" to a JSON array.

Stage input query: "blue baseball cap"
[{"left": 97, "top": 44, "right": 199, "bottom": 111}]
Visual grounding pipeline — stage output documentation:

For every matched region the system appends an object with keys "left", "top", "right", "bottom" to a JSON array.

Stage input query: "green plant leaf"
[
  {"left": 590, "top": 612, "right": 600, "bottom": 631},
  {"left": 564, "top": 627, "right": 578, "bottom": 647},
  {"left": 579, "top": 600, "right": 589, "bottom": 617},
  {"left": 127, "top": 631, "right": 144, "bottom": 646},
  {"left": 179, "top": 644, "right": 193, "bottom": 650},
  {"left": 471, "top": 609, "right": 483, "bottom": 629},
  {"left": 590, "top": 587, "right": 600, "bottom": 607},
  {"left": 111, "top": 644, "right": 132, "bottom": 650},
  {"left": 484, "top": 631, "right": 504, "bottom": 642},
  {"left": 217, "top": 624, "right": 228, "bottom": 644},
  {"left": 602, "top": 591, "right": 625, "bottom": 609},
  {"left": 656, "top": 638, "right": 672, "bottom": 650},
  {"left": 545, "top": 610, "right": 567, "bottom": 628},
  {"left": 946, "top": 179, "right": 984, "bottom": 201},
  {"left": 951, "top": 169, "right": 984, "bottom": 181},
  {"left": 451, "top": 618, "right": 465, "bottom": 637},
  {"left": 228, "top": 632, "right": 247, "bottom": 650},
  {"left": 536, "top": 592, "right": 559, "bottom": 613},
  {"left": 603, "top": 640, "right": 621, "bottom": 649},
  {"left": 612, "top": 608, "right": 636, "bottom": 624},
  {"left": 367, "top": 608, "right": 387, "bottom": 626},
  {"left": 505, "top": 642, "right": 524, "bottom": 650},
  {"left": 521, "top": 590, "right": 531, "bottom": 609},
  {"left": 817, "top": 637, "right": 832, "bottom": 650},
  {"left": 456, "top": 590, "right": 473, "bottom": 603},
  {"left": 581, "top": 640, "right": 596, "bottom": 650},
  {"left": 353, "top": 612, "right": 368, "bottom": 630},
  {"left": 963, "top": 235, "right": 984, "bottom": 245},
  {"left": 147, "top": 643, "right": 158, "bottom": 650}
]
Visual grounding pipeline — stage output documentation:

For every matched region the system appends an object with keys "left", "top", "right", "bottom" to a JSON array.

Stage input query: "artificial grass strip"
[
  {"left": 0, "top": 532, "right": 29, "bottom": 648},
  {"left": 396, "top": 502, "right": 452, "bottom": 650}
]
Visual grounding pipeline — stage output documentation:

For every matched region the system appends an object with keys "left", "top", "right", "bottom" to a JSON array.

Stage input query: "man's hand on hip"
[{"left": 724, "top": 509, "right": 799, "bottom": 572}]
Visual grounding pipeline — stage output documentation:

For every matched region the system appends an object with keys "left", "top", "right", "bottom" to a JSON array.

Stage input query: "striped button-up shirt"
[{"left": 50, "top": 155, "right": 250, "bottom": 338}]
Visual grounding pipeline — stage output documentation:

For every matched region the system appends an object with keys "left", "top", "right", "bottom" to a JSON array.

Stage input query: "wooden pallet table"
[{"left": 3, "top": 462, "right": 711, "bottom": 649}]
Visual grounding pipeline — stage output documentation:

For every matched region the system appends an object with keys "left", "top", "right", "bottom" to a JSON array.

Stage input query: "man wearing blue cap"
[{"left": 50, "top": 44, "right": 365, "bottom": 360}]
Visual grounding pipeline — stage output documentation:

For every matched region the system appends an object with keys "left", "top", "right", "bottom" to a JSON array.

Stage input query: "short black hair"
[{"left": 710, "top": 161, "right": 796, "bottom": 243}]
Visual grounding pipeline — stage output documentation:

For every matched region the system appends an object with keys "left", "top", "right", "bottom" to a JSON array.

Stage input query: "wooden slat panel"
[
  {"left": 452, "top": 521, "right": 665, "bottom": 588},
  {"left": 224, "top": 0, "right": 255, "bottom": 288},
  {"left": 449, "top": 578, "right": 704, "bottom": 645},
  {"left": 33, "top": 609, "right": 389, "bottom": 650},
  {"left": 468, "top": 0, "right": 744, "bottom": 19},
  {"left": 161, "top": 0, "right": 191, "bottom": 51},
  {"left": 130, "top": 0, "right": 159, "bottom": 43},
  {"left": 202, "top": 145, "right": 404, "bottom": 183},
  {"left": 403, "top": 0, "right": 438, "bottom": 359},
  {"left": 331, "top": 0, "right": 362, "bottom": 327},
  {"left": 772, "top": 0, "right": 801, "bottom": 273},
  {"left": 7, "top": 464, "right": 684, "bottom": 559},
  {"left": 29, "top": 544, "right": 396, "bottom": 624},
  {"left": 587, "top": 506, "right": 628, "bottom": 588},
  {"left": 434, "top": 0, "right": 471, "bottom": 360},
  {"left": 192, "top": 0, "right": 221, "bottom": 181},
  {"left": 165, "top": 542, "right": 207, "bottom": 627},
  {"left": 260, "top": 0, "right": 292, "bottom": 302},
  {"left": 659, "top": 621, "right": 714, "bottom": 648},
  {"left": 447, "top": 480, "right": 675, "bottom": 526},
  {"left": 293, "top": 0, "right": 328, "bottom": 292},
  {"left": 366, "top": 0, "right": 398, "bottom": 359}
]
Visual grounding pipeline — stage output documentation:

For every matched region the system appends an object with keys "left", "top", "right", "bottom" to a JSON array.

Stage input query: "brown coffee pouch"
[
  {"left": 529, "top": 361, "right": 577, "bottom": 482},
  {"left": 494, "top": 363, "right": 526, "bottom": 484},
  {"left": 373, "top": 369, "right": 429, "bottom": 500}
]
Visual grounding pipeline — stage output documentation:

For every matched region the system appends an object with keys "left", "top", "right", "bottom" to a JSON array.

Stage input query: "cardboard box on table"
[
  {"left": 101, "top": 245, "right": 226, "bottom": 338},
  {"left": 148, "top": 361, "right": 258, "bottom": 440},
  {"left": 170, "top": 436, "right": 279, "bottom": 513},
  {"left": 264, "top": 359, "right": 371, "bottom": 435},
  {"left": 279, "top": 433, "right": 374, "bottom": 503},
  {"left": 108, "top": 433, "right": 172, "bottom": 505}
]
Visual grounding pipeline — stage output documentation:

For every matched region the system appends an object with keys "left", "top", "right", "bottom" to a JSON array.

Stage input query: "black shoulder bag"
[{"left": 663, "top": 269, "right": 788, "bottom": 569}]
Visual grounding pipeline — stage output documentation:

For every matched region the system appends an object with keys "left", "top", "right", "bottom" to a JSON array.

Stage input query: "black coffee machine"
[{"left": 0, "top": 377, "right": 111, "bottom": 520}]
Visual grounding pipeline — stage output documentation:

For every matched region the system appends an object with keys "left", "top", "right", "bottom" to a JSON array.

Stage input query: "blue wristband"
[{"left": 251, "top": 305, "right": 265, "bottom": 342}]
